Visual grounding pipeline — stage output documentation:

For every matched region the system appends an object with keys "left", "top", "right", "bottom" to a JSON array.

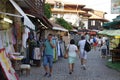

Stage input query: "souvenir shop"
[
  {"left": 0, "top": 14, "right": 22, "bottom": 79},
  {"left": 0, "top": 14, "right": 40, "bottom": 79},
  {"left": 0, "top": 0, "right": 37, "bottom": 79},
  {"left": 0, "top": 1, "right": 67, "bottom": 79}
]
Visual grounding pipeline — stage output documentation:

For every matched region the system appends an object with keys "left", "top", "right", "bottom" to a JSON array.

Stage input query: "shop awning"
[
  {"left": 103, "top": 21, "right": 120, "bottom": 26},
  {"left": 14, "top": 0, "right": 53, "bottom": 29},
  {"left": 53, "top": 27, "right": 68, "bottom": 32},
  {"left": 103, "top": 21, "right": 120, "bottom": 29},
  {"left": 9, "top": 0, "right": 35, "bottom": 30},
  {"left": 98, "top": 29, "right": 120, "bottom": 37},
  {"left": 27, "top": 15, "right": 53, "bottom": 30},
  {"left": 50, "top": 20, "right": 68, "bottom": 32},
  {"left": 70, "top": 28, "right": 78, "bottom": 32},
  {"left": 108, "top": 30, "right": 120, "bottom": 36},
  {"left": 40, "top": 16, "right": 53, "bottom": 28},
  {"left": 115, "top": 36, "right": 120, "bottom": 38},
  {"left": 98, "top": 30, "right": 113, "bottom": 35},
  {"left": 113, "top": 15, "right": 120, "bottom": 21}
]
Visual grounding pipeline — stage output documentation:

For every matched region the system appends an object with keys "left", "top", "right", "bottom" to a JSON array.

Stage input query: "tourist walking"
[
  {"left": 97, "top": 36, "right": 102, "bottom": 51},
  {"left": 66, "top": 39, "right": 79, "bottom": 74},
  {"left": 90, "top": 36, "right": 94, "bottom": 49},
  {"left": 42, "top": 34, "right": 55, "bottom": 77},
  {"left": 93, "top": 35, "right": 98, "bottom": 51},
  {"left": 101, "top": 43, "right": 107, "bottom": 58},
  {"left": 85, "top": 32, "right": 90, "bottom": 41},
  {"left": 78, "top": 36, "right": 87, "bottom": 70}
]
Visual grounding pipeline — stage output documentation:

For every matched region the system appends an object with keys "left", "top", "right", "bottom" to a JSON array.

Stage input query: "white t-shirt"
[
  {"left": 97, "top": 38, "right": 102, "bottom": 45},
  {"left": 102, "top": 37, "right": 107, "bottom": 43},
  {"left": 78, "top": 40, "right": 86, "bottom": 50},
  {"left": 78, "top": 40, "right": 87, "bottom": 59},
  {"left": 67, "top": 44, "right": 78, "bottom": 57},
  {"left": 90, "top": 38, "right": 93, "bottom": 44},
  {"left": 101, "top": 44, "right": 107, "bottom": 50}
]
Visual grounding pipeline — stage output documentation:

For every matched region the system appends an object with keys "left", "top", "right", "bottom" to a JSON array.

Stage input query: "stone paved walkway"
[{"left": 20, "top": 49, "right": 120, "bottom": 80}]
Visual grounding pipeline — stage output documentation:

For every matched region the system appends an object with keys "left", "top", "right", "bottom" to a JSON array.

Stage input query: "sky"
[{"left": 64, "top": 0, "right": 119, "bottom": 21}]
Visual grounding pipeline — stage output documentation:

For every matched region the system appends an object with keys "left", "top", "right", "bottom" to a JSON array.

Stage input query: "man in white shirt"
[{"left": 78, "top": 36, "right": 87, "bottom": 70}]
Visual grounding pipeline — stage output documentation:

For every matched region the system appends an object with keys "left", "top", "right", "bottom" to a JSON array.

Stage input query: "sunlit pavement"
[{"left": 20, "top": 48, "right": 120, "bottom": 80}]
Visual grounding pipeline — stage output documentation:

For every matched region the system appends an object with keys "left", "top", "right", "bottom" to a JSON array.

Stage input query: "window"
[
  {"left": 91, "top": 20, "right": 95, "bottom": 26},
  {"left": 54, "top": 1, "right": 64, "bottom": 9},
  {"left": 52, "top": 14, "right": 57, "bottom": 18},
  {"left": 56, "top": 2, "right": 62, "bottom": 8},
  {"left": 101, "top": 22, "right": 103, "bottom": 26}
]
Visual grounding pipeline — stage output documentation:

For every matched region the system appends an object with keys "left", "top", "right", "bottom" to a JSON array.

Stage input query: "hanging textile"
[
  {"left": 0, "top": 48, "right": 19, "bottom": 80},
  {"left": 21, "top": 27, "right": 30, "bottom": 59},
  {"left": 0, "top": 30, "right": 8, "bottom": 49},
  {"left": 57, "top": 41, "right": 61, "bottom": 56},
  {"left": 0, "top": 29, "right": 15, "bottom": 55},
  {"left": 33, "top": 48, "right": 41, "bottom": 60},
  {"left": 5, "top": 30, "right": 11, "bottom": 54},
  {"left": 59, "top": 40, "right": 65, "bottom": 57},
  {"left": 8, "top": 29, "right": 13, "bottom": 44},
  {"left": 53, "top": 37, "right": 58, "bottom": 62},
  {"left": 22, "top": 33, "right": 28, "bottom": 48},
  {"left": 0, "top": 31, "right": 4, "bottom": 49},
  {"left": 12, "top": 27, "right": 17, "bottom": 45}
]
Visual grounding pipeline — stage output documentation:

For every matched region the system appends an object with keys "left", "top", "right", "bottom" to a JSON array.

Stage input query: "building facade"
[
  {"left": 46, "top": 0, "right": 92, "bottom": 29},
  {"left": 88, "top": 10, "right": 109, "bottom": 30},
  {"left": 46, "top": 0, "right": 109, "bottom": 31}
]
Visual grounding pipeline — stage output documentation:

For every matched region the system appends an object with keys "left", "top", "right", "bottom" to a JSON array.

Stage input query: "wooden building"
[{"left": 88, "top": 10, "right": 109, "bottom": 30}]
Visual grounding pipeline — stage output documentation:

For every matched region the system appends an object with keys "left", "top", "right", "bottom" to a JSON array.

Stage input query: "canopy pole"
[{"left": 0, "top": 11, "right": 22, "bottom": 17}]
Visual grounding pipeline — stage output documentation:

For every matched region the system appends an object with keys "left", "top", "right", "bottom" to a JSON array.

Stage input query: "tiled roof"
[{"left": 89, "top": 11, "right": 109, "bottom": 22}]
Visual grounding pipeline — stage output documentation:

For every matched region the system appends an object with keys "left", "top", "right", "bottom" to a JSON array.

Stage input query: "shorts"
[
  {"left": 93, "top": 42, "right": 98, "bottom": 46},
  {"left": 68, "top": 56, "right": 76, "bottom": 64},
  {"left": 43, "top": 55, "right": 53, "bottom": 68},
  {"left": 80, "top": 50, "right": 87, "bottom": 59}
]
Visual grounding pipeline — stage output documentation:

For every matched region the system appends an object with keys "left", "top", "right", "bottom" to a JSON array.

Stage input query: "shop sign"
[{"left": 111, "top": 0, "right": 120, "bottom": 14}]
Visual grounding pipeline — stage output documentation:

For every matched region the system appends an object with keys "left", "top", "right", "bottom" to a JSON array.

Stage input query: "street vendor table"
[
  {"left": 11, "top": 55, "right": 24, "bottom": 76},
  {"left": 110, "top": 49, "right": 120, "bottom": 62}
]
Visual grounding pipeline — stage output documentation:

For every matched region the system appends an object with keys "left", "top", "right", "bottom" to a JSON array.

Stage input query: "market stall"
[{"left": 98, "top": 29, "right": 120, "bottom": 62}]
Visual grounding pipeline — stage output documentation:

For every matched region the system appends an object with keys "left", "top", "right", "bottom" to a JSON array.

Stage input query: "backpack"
[
  {"left": 84, "top": 40, "right": 91, "bottom": 52},
  {"left": 93, "top": 37, "right": 97, "bottom": 43}
]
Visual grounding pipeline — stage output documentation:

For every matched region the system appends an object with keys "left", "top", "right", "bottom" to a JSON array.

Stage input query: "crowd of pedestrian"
[{"left": 41, "top": 33, "right": 116, "bottom": 77}]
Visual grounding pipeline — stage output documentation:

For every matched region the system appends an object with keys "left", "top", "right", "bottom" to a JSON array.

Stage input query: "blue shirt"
[{"left": 44, "top": 40, "right": 54, "bottom": 56}]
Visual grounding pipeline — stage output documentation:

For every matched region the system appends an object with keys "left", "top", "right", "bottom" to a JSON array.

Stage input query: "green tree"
[
  {"left": 56, "top": 18, "right": 72, "bottom": 30},
  {"left": 44, "top": 3, "right": 51, "bottom": 19}
]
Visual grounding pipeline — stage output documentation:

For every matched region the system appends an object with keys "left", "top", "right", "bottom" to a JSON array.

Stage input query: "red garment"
[{"left": 93, "top": 42, "right": 98, "bottom": 46}]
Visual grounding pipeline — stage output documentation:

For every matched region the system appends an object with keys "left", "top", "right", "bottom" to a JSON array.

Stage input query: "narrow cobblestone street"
[{"left": 20, "top": 49, "right": 120, "bottom": 80}]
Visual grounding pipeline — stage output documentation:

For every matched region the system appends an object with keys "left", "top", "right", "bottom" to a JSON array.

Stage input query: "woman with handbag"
[{"left": 66, "top": 39, "right": 79, "bottom": 74}]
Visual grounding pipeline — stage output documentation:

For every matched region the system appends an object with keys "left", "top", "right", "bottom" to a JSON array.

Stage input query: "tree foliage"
[
  {"left": 56, "top": 18, "right": 72, "bottom": 30},
  {"left": 44, "top": 3, "right": 51, "bottom": 19}
]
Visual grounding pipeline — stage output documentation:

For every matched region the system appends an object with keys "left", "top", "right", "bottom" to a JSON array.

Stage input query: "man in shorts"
[
  {"left": 78, "top": 36, "right": 87, "bottom": 70},
  {"left": 43, "top": 34, "right": 55, "bottom": 77}
]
